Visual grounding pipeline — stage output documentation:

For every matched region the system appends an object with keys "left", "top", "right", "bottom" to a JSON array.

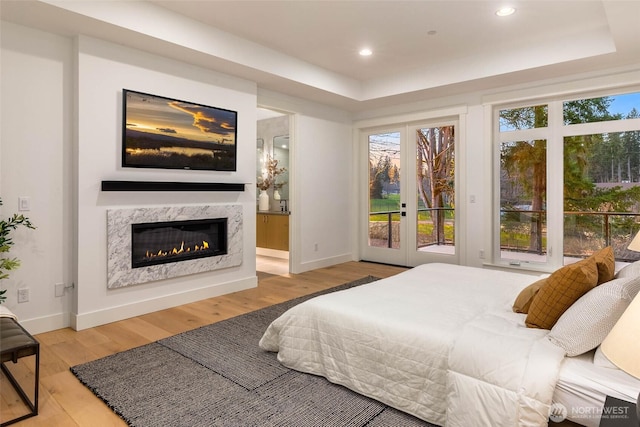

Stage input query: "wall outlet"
[
  {"left": 17, "top": 288, "right": 30, "bottom": 303},
  {"left": 479, "top": 249, "right": 485, "bottom": 259},
  {"left": 55, "top": 283, "right": 65, "bottom": 297},
  {"left": 314, "top": 243, "right": 318, "bottom": 251}
]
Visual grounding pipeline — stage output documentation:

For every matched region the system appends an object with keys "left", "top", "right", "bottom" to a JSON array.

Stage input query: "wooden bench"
[{"left": 0, "top": 317, "right": 39, "bottom": 426}]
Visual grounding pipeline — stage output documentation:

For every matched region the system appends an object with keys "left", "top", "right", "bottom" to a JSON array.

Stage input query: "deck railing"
[
  {"left": 368, "top": 207, "right": 454, "bottom": 249},
  {"left": 369, "top": 207, "right": 640, "bottom": 260}
]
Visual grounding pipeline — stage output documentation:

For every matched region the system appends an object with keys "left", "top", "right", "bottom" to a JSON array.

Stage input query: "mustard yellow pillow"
[
  {"left": 512, "top": 278, "right": 546, "bottom": 314},
  {"left": 525, "top": 257, "right": 598, "bottom": 329},
  {"left": 591, "top": 246, "right": 615, "bottom": 285}
]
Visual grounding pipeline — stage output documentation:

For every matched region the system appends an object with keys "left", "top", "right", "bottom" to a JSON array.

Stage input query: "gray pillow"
[{"left": 547, "top": 275, "right": 640, "bottom": 356}]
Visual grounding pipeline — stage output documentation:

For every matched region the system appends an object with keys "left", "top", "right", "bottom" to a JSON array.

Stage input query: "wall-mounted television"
[{"left": 122, "top": 89, "right": 238, "bottom": 171}]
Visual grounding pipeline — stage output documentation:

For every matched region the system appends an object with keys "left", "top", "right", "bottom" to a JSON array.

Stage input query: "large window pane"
[
  {"left": 368, "top": 132, "right": 401, "bottom": 249},
  {"left": 499, "top": 105, "right": 548, "bottom": 132},
  {"left": 496, "top": 91, "right": 640, "bottom": 266},
  {"left": 416, "top": 126, "right": 455, "bottom": 254},
  {"left": 564, "top": 131, "right": 640, "bottom": 261},
  {"left": 500, "top": 139, "right": 547, "bottom": 262},
  {"left": 564, "top": 92, "right": 640, "bottom": 125}
]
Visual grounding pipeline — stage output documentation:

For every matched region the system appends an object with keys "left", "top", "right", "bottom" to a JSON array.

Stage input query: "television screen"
[{"left": 122, "top": 89, "right": 237, "bottom": 171}]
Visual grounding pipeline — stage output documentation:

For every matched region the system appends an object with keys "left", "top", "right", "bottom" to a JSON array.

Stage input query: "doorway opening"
[{"left": 257, "top": 107, "right": 291, "bottom": 278}]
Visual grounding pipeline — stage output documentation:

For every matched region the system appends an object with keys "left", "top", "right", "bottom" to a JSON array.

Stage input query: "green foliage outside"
[
  {"left": 369, "top": 156, "right": 399, "bottom": 201},
  {"left": 370, "top": 193, "right": 400, "bottom": 213},
  {"left": 500, "top": 228, "right": 548, "bottom": 251},
  {"left": 369, "top": 193, "right": 455, "bottom": 246},
  {"left": 417, "top": 222, "right": 455, "bottom": 244}
]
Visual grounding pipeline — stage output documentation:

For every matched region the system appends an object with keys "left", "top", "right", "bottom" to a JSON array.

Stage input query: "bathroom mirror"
[
  {"left": 273, "top": 135, "right": 289, "bottom": 201},
  {"left": 256, "top": 138, "right": 264, "bottom": 182}
]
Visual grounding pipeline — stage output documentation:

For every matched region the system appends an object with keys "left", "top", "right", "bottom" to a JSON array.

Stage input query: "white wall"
[
  {"left": 295, "top": 115, "right": 353, "bottom": 270},
  {"left": 0, "top": 22, "right": 73, "bottom": 332}
]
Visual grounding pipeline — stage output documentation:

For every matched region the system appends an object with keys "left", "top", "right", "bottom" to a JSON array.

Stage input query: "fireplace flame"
[{"left": 145, "top": 240, "right": 210, "bottom": 259}]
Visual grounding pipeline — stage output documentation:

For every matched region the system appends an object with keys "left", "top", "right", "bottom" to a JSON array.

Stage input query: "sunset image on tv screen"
[{"left": 122, "top": 89, "right": 237, "bottom": 171}]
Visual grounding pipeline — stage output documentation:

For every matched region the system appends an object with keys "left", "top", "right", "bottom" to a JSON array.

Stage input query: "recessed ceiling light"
[
  {"left": 359, "top": 48, "right": 373, "bottom": 57},
  {"left": 496, "top": 7, "right": 516, "bottom": 17}
]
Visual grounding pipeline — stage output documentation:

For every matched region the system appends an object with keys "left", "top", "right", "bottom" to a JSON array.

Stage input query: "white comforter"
[{"left": 259, "top": 263, "right": 566, "bottom": 427}]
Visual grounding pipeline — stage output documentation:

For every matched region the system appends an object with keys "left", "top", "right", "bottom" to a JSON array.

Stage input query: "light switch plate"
[{"left": 18, "top": 196, "right": 31, "bottom": 211}]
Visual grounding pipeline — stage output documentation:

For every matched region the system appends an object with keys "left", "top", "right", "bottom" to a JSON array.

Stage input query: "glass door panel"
[
  {"left": 416, "top": 126, "right": 456, "bottom": 256},
  {"left": 361, "top": 120, "right": 459, "bottom": 267},
  {"left": 368, "top": 132, "right": 401, "bottom": 250}
]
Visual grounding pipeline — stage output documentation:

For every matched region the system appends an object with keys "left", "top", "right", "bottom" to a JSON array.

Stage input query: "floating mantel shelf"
[{"left": 101, "top": 181, "right": 245, "bottom": 192}]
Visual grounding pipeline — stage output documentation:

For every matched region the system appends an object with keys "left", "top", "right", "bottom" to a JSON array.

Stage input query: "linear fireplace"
[
  {"left": 107, "top": 204, "right": 243, "bottom": 289},
  {"left": 131, "top": 218, "right": 227, "bottom": 268}
]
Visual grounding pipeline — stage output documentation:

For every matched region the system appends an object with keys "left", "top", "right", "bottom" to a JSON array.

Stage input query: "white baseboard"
[
  {"left": 19, "top": 312, "right": 71, "bottom": 335},
  {"left": 294, "top": 253, "right": 353, "bottom": 274},
  {"left": 71, "top": 276, "right": 257, "bottom": 331}
]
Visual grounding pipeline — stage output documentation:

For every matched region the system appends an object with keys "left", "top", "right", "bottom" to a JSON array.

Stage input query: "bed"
[
  {"left": 554, "top": 348, "right": 640, "bottom": 427},
  {"left": 259, "top": 257, "right": 640, "bottom": 427}
]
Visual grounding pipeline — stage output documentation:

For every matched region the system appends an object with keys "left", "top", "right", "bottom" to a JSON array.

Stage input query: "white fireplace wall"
[{"left": 75, "top": 36, "right": 258, "bottom": 330}]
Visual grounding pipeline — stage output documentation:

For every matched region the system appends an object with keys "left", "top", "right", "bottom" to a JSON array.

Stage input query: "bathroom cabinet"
[{"left": 256, "top": 213, "right": 289, "bottom": 251}]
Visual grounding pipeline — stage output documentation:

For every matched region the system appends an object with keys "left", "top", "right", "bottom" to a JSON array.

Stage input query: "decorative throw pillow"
[
  {"left": 615, "top": 259, "right": 640, "bottom": 280},
  {"left": 547, "top": 275, "right": 640, "bottom": 356},
  {"left": 591, "top": 246, "right": 615, "bottom": 284},
  {"left": 525, "top": 257, "right": 598, "bottom": 329},
  {"left": 512, "top": 278, "right": 546, "bottom": 314}
]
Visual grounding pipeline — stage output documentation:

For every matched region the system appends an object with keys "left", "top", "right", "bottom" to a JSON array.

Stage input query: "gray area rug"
[{"left": 71, "top": 276, "right": 437, "bottom": 427}]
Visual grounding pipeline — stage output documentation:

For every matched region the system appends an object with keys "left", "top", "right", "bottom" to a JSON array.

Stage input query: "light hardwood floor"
[
  {"left": 256, "top": 254, "right": 290, "bottom": 278},
  {"left": 1, "top": 261, "right": 406, "bottom": 426}
]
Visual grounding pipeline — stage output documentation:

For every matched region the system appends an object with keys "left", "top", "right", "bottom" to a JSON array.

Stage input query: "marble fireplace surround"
[{"left": 107, "top": 204, "right": 243, "bottom": 288}]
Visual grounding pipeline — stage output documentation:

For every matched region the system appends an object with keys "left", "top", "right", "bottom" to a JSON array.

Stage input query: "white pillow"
[
  {"left": 593, "top": 345, "right": 619, "bottom": 369},
  {"left": 615, "top": 259, "right": 640, "bottom": 279},
  {"left": 547, "top": 275, "right": 640, "bottom": 356}
]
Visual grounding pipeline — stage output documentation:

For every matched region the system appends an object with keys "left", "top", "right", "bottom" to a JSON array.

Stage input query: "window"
[{"left": 496, "top": 91, "right": 640, "bottom": 266}]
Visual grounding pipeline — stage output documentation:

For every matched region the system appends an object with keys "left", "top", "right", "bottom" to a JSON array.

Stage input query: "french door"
[{"left": 360, "top": 120, "right": 459, "bottom": 267}]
